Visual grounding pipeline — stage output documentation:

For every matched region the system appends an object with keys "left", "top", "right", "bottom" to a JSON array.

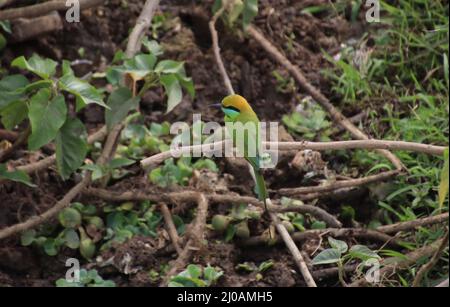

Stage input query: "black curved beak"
[{"left": 209, "top": 103, "right": 222, "bottom": 109}]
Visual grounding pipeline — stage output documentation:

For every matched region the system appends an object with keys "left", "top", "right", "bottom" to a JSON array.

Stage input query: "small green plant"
[
  {"left": 20, "top": 203, "right": 101, "bottom": 259},
  {"left": 235, "top": 259, "right": 273, "bottom": 281},
  {"left": 168, "top": 264, "right": 223, "bottom": 287},
  {"left": 282, "top": 99, "right": 332, "bottom": 141},
  {"left": 55, "top": 269, "right": 115, "bottom": 287},
  {"left": 149, "top": 157, "right": 218, "bottom": 188},
  {"left": 0, "top": 21, "right": 11, "bottom": 51},
  {"left": 211, "top": 203, "right": 261, "bottom": 241},
  {"left": 272, "top": 70, "right": 296, "bottom": 94},
  {"left": 212, "top": 0, "right": 258, "bottom": 29},
  {"left": 312, "top": 237, "right": 380, "bottom": 285}
]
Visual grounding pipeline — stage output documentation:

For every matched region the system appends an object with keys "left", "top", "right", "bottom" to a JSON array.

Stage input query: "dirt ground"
[{"left": 0, "top": 0, "right": 374, "bottom": 287}]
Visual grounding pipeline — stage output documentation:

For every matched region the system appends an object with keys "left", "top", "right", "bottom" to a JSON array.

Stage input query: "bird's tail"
[{"left": 255, "top": 170, "right": 268, "bottom": 212}]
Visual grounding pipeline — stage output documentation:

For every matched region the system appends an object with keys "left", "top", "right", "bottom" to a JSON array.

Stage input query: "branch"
[
  {"left": 239, "top": 227, "right": 398, "bottom": 247},
  {"left": 412, "top": 228, "right": 449, "bottom": 287},
  {"left": 83, "top": 188, "right": 342, "bottom": 228},
  {"left": 246, "top": 25, "right": 405, "bottom": 170},
  {"left": 160, "top": 193, "right": 208, "bottom": 286},
  {"left": 0, "top": 175, "right": 91, "bottom": 240},
  {"left": 349, "top": 236, "right": 447, "bottom": 287},
  {"left": 0, "top": 124, "right": 30, "bottom": 162},
  {"left": 209, "top": 0, "right": 235, "bottom": 95},
  {"left": 160, "top": 203, "right": 183, "bottom": 255},
  {"left": 125, "top": 0, "right": 160, "bottom": 58},
  {"left": 377, "top": 213, "right": 449, "bottom": 234},
  {"left": 278, "top": 170, "right": 400, "bottom": 196},
  {"left": 0, "top": 0, "right": 105, "bottom": 20},
  {"left": 270, "top": 209, "right": 317, "bottom": 287},
  {"left": 140, "top": 140, "right": 447, "bottom": 169}
]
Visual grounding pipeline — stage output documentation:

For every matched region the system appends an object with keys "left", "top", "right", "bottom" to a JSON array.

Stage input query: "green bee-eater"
[{"left": 212, "top": 94, "right": 268, "bottom": 211}]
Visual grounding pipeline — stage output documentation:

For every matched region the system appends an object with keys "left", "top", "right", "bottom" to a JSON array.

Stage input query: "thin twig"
[
  {"left": 83, "top": 187, "right": 342, "bottom": 228},
  {"left": 125, "top": 0, "right": 160, "bottom": 58},
  {"left": 412, "top": 228, "right": 449, "bottom": 287},
  {"left": 377, "top": 213, "right": 449, "bottom": 234},
  {"left": 209, "top": 0, "right": 234, "bottom": 95},
  {"left": 247, "top": 25, "right": 405, "bottom": 170},
  {"left": 270, "top": 209, "right": 317, "bottom": 287},
  {"left": 240, "top": 227, "right": 398, "bottom": 247},
  {"left": 160, "top": 203, "right": 183, "bottom": 255},
  {"left": 0, "top": 175, "right": 91, "bottom": 240},
  {"left": 160, "top": 193, "right": 208, "bottom": 286},
  {"left": 140, "top": 139, "right": 446, "bottom": 169},
  {"left": 278, "top": 170, "right": 400, "bottom": 196}
]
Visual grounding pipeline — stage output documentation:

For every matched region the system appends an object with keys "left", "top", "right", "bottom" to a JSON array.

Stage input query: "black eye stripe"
[{"left": 223, "top": 106, "right": 240, "bottom": 113}]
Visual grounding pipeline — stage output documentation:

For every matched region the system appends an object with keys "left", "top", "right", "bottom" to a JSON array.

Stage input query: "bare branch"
[
  {"left": 246, "top": 25, "right": 405, "bottom": 170},
  {"left": 209, "top": 0, "right": 235, "bottom": 95},
  {"left": 160, "top": 203, "right": 183, "bottom": 255},
  {"left": 0, "top": 0, "right": 105, "bottom": 21},
  {"left": 413, "top": 229, "right": 449, "bottom": 287},
  {"left": 377, "top": 213, "right": 449, "bottom": 234}
]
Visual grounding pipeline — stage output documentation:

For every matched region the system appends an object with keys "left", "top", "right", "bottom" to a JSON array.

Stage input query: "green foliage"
[
  {"left": 0, "top": 164, "right": 35, "bottom": 187},
  {"left": 312, "top": 237, "right": 380, "bottom": 265},
  {"left": 56, "top": 269, "right": 115, "bottom": 287},
  {"left": 212, "top": 0, "right": 259, "bottom": 29},
  {"left": 168, "top": 264, "right": 223, "bottom": 287},
  {"left": 149, "top": 157, "right": 218, "bottom": 188},
  {"left": 282, "top": 99, "right": 332, "bottom": 141},
  {"left": 107, "top": 40, "right": 194, "bottom": 113}
]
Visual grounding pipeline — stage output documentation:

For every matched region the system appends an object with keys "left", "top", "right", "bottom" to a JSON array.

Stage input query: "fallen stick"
[
  {"left": 239, "top": 227, "right": 397, "bottom": 247},
  {"left": 160, "top": 193, "right": 208, "bottom": 286},
  {"left": 0, "top": 175, "right": 91, "bottom": 240},
  {"left": 247, "top": 25, "right": 405, "bottom": 170},
  {"left": 0, "top": 0, "right": 105, "bottom": 20},
  {"left": 377, "top": 213, "right": 449, "bottom": 234},
  {"left": 412, "top": 228, "right": 449, "bottom": 287},
  {"left": 209, "top": 0, "right": 234, "bottom": 95},
  {"left": 140, "top": 139, "right": 447, "bottom": 169},
  {"left": 270, "top": 210, "right": 317, "bottom": 287},
  {"left": 278, "top": 170, "right": 400, "bottom": 196},
  {"left": 83, "top": 188, "right": 342, "bottom": 228},
  {"left": 160, "top": 203, "right": 183, "bottom": 255},
  {"left": 10, "top": 11, "right": 63, "bottom": 43}
]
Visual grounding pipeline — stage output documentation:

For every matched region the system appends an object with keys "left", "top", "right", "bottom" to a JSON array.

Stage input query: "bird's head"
[{"left": 211, "top": 94, "right": 254, "bottom": 120}]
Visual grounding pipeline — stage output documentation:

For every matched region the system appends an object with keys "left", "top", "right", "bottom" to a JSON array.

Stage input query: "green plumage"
[{"left": 221, "top": 94, "right": 268, "bottom": 211}]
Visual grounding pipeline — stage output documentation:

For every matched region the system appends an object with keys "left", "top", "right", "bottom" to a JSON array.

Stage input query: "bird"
[{"left": 211, "top": 94, "right": 269, "bottom": 212}]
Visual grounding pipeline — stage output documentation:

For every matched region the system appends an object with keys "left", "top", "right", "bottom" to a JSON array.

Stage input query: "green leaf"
[
  {"left": 80, "top": 164, "right": 104, "bottom": 181},
  {"left": 63, "top": 229, "right": 80, "bottom": 249},
  {"left": 142, "top": 38, "right": 164, "bottom": 56},
  {"left": 204, "top": 266, "right": 223, "bottom": 285},
  {"left": 28, "top": 90, "right": 67, "bottom": 150},
  {"left": 438, "top": 148, "right": 449, "bottom": 208},
  {"left": 11, "top": 54, "right": 57, "bottom": 79},
  {"left": 62, "top": 60, "right": 75, "bottom": 76},
  {"left": 0, "top": 100, "right": 27, "bottom": 130},
  {"left": 59, "top": 74, "right": 107, "bottom": 111},
  {"left": 105, "top": 87, "right": 140, "bottom": 130},
  {"left": 155, "top": 60, "right": 184, "bottom": 74},
  {"left": 328, "top": 237, "right": 348, "bottom": 254},
  {"left": 348, "top": 245, "right": 381, "bottom": 261},
  {"left": 0, "top": 33, "right": 6, "bottom": 51},
  {"left": 242, "top": 0, "right": 258, "bottom": 29},
  {"left": 187, "top": 264, "right": 202, "bottom": 279},
  {"left": 0, "top": 21, "right": 11, "bottom": 33},
  {"left": 312, "top": 248, "right": 341, "bottom": 265},
  {"left": 109, "top": 157, "right": 135, "bottom": 169},
  {"left": 21, "top": 229, "right": 36, "bottom": 246},
  {"left": 123, "top": 53, "right": 157, "bottom": 79},
  {"left": 43, "top": 238, "right": 59, "bottom": 256},
  {"left": 55, "top": 118, "right": 88, "bottom": 180},
  {"left": 0, "top": 164, "right": 36, "bottom": 187},
  {"left": 0, "top": 75, "right": 29, "bottom": 111},
  {"left": 160, "top": 73, "right": 182, "bottom": 113}
]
